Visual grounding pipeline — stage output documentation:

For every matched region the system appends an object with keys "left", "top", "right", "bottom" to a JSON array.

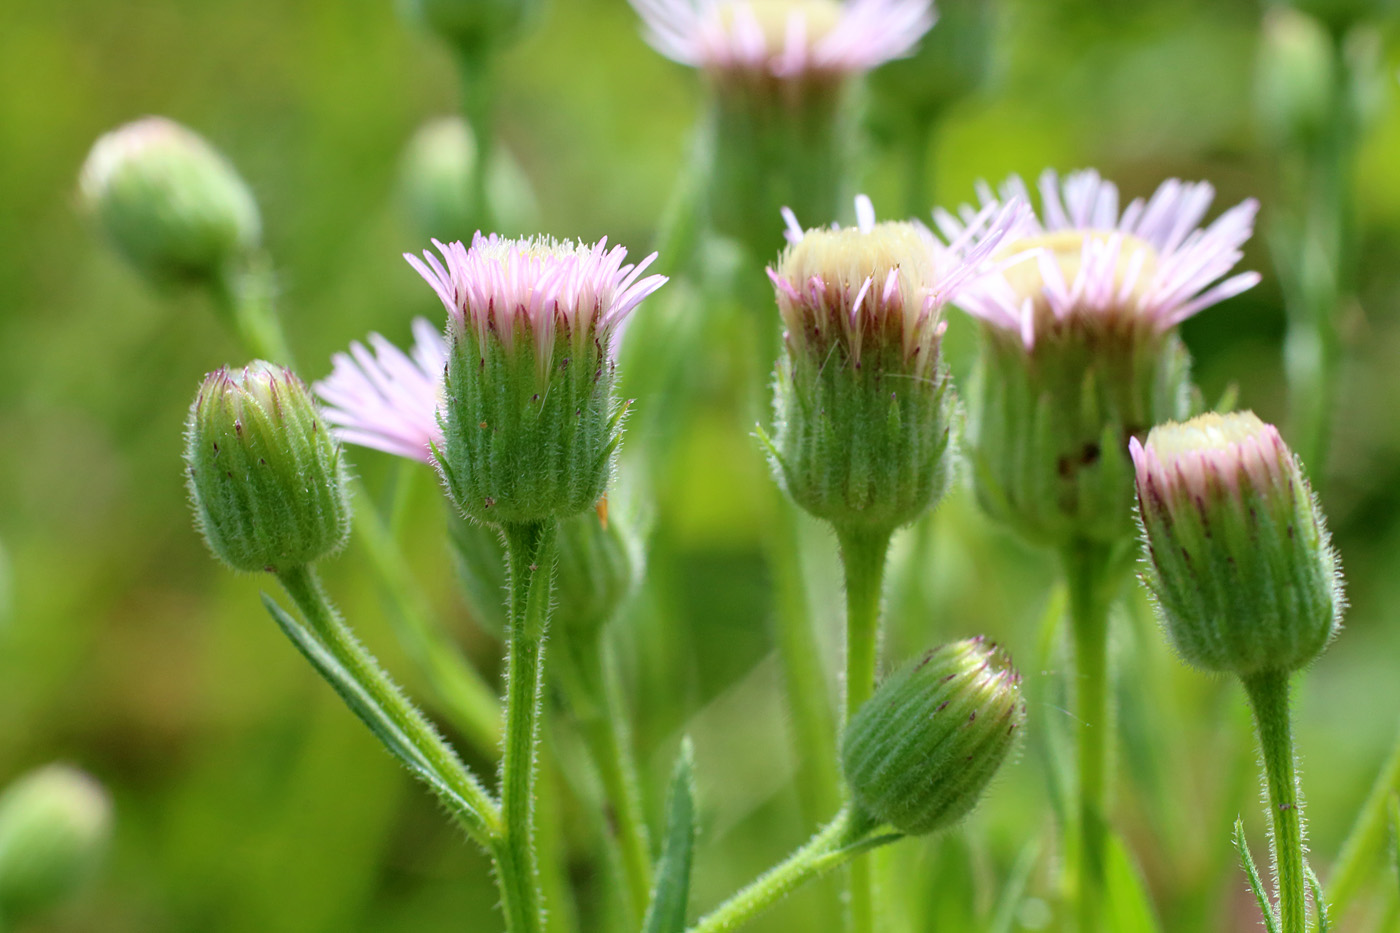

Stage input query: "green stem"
[
  {"left": 1063, "top": 541, "right": 1114, "bottom": 933},
  {"left": 210, "top": 256, "right": 296, "bottom": 367},
  {"left": 458, "top": 50, "right": 496, "bottom": 232},
  {"left": 1243, "top": 669, "right": 1307, "bottom": 933},
  {"left": 1323, "top": 719, "right": 1400, "bottom": 926},
  {"left": 902, "top": 119, "right": 936, "bottom": 219},
  {"left": 274, "top": 565, "right": 500, "bottom": 844},
  {"left": 557, "top": 629, "right": 654, "bottom": 927},
  {"left": 350, "top": 477, "right": 502, "bottom": 754},
  {"left": 688, "top": 809, "right": 890, "bottom": 933},
  {"left": 835, "top": 524, "right": 894, "bottom": 933},
  {"left": 498, "top": 519, "right": 559, "bottom": 933},
  {"left": 769, "top": 500, "right": 842, "bottom": 824}
]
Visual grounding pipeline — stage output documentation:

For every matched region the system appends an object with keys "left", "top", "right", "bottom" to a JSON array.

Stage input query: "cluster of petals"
[
  {"left": 629, "top": 0, "right": 934, "bottom": 80},
  {"left": 770, "top": 194, "right": 1023, "bottom": 374},
  {"left": 405, "top": 232, "right": 667, "bottom": 373},
  {"left": 315, "top": 318, "right": 447, "bottom": 464},
  {"left": 937, "top": 169, "right": 1261, "bottom": 349},
  {"left": 1129, "top": 411, "right": 1293, "bottom": 510}
]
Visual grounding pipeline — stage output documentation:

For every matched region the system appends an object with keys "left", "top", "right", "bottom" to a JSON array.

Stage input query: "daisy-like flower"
[
  {"left": 765, "top": 195, "right": 1019, "bottom": 534},
  {"left": 950, "top": 169, "right": 1262, "bottom": 549},
  {"left": 406, "top": 233, "right": 667, "bottom": 524},
  {"left": 940, "top": 168, "right": 1261, "bottom": 349},
  {"left": 630, "top": 0, "right": 934, "bottom": 83},
  {"left": 315, "top": 317, "right": 447, "bottom": 464},
  {"left": 1130, "top": 411, "right": 1342, "bottom": 677}
]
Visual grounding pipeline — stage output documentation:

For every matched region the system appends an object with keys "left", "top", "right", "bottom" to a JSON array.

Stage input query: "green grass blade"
[{"left": 643, "top": 738, "right": 698, "bottom": 933}]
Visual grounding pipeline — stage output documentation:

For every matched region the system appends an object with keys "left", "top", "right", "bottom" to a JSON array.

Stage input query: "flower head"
[
  {"left": 0, "top": 765, "right": 111, "bottom": 923},
  {"left": 843, "top": 637, "right": 1025, "bottom": 836},
  {"left": 315, "top": 317, "right": 447, "bottom": 464},
  {"left": 406, "top": 233, "right": 665, "bottom": 377},
  {"left": 771, "top": 194, "right": 1021, "bottom": 379},
  {"left": 408, "top": 233, "right": 667, "bottom": 524},
  {"left": 631, "top": 0, "right": 934, "bottom": 83},
  {"left": 942, "top": 169, "right": 1260, "bottom": 349},
  {"left": 1131, "top": 412, "right": 1343, "bottom": 676}
]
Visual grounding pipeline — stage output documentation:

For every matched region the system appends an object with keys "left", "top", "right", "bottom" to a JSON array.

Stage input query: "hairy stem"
[
  {"left": 497, "top": 520, "right": 559, "bottom": 933},
  {"left": 1243, "top": 669, "right": 1307, "bottom": 933}
]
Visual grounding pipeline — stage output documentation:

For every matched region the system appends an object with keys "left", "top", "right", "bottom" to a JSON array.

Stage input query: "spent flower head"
[
  {"left": 765, "top": 195, "right": 1019, "bottom": 532},
  {"left": 79, "top": 116, "right": 261, "bottom": 285},
  {"left": 843, "top": 637, "right": 1025, "bottom": 836},
  {"left": 1132, "top": 411, "right": 1343, "bottom": 676},
  {"left": 407, "top": 233, "right": 667, "bottom": 523},
  {"left": 186, "top": 362, "right": 351, "bottom": 573}
]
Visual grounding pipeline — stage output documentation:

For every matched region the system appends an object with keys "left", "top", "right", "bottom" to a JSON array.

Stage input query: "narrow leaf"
[
  {"left": 643, "top": 738, "right": 698, "bottom": 933},
  {"left": 1304, "top": 861, "right": 1330, "bottom": 932},
  {"left": 262, "top": 593, "right": 490, "bottom": 840},
  {"left": 1389, "top": 793, "right": 1400, "bottom": 904},
  {"left": 1105, "top": 831, "right": 1162, "bottom": 933},
  {"left": 1234, "top": 817, "right": 1281, "bottom": 933},
  {"left": 987, "top": 837, "right": 1042, "bottom": 933}
]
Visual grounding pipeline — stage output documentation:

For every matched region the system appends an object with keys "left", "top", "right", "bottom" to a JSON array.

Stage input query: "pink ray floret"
[
  {"left": 315, "top": 317, "right": 448, "bottom": 463},
  {"left": 936, "top": 169, "right": 1261, "bottom": 349},
  {"left": 630, "top": 0, "right": 934, "bottom": 80},
  {"left": 405, "top": 232, "right": 668, "bottom": 373}
]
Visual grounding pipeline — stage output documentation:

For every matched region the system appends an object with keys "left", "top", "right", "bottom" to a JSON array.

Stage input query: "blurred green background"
[{"left": 2, "top": 0, "right": 1400, "bottom": 930}]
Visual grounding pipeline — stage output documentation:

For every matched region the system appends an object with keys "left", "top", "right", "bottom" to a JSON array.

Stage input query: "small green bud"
[
  {"left": 1256, "top": 8, "right": 1336, "bottom": 148},
  {"left": 0, "top": 765, "right": 111, "bottom": 922},
  {"left": 1132, "top": 412, "right": 1343, "bottom": 677},
  {"left": 843, "top": 638, "right": 1025, "bottom": 836},
  {"left": 402, "top": 0, "right": 540, "bottom": 53},
  {"left": 553, "top": 497, "right": 640, "bottom": 638},
  {"left": 185, "top": 362, "right": 351, "bottom": 573},
  {"left": 767, "top": 196, "right": 1014, "bottom": 534},
  {"left": 407, "top": 235, "right": 665, "bottom": 524},
  {"left": 399, "top": 116, "right": 538, "bottom": 240},
  {"left": 79, "top": 117, "right": 261, "bottom": 286}
]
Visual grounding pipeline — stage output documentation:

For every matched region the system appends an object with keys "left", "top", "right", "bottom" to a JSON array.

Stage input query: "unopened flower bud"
[
  {"left": 1131, "top": 412, "right": 1343, "bottom": 676},
  {"left": 399, "top": 117, "right": 538, "bottom": 240},
  {"left": 403, "top": 0, "right": 540, "bottom": 53},
  {"left": 1256, "top": 8, "right": 1336, "bottom": 149},
  {"left": 185, "top": 362, "right": 351, "bottom": 573},
  {"left": 407, "top": 235, "right": 666, "bottom": 524},
  {"left": 79, "top": 117, "right": 261, "bottom": 286},
  {"left": 843, "top": 638, "right": 1025, "bottom": 836},
  {"left": 0, "top": 765, "right": 111, "bottom": 922},
  {"left": 952, "top": 169, "right": 1261, "bottom": 550},
  {"left": 766, "top": 195, "right": 1016, "bottom": 534},
  {"left": 554, "top": 497, "right": 640, "bottom": 637}
]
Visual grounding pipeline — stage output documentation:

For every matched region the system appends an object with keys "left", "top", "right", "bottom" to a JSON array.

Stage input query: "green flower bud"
[
  {"left": 843, "top": 638, "right": 1025, "bottom": 836},
  {"left": 79, "top": 117, "right": 261, "bottom": 286},
  {"left": 1131, "top": 412, "right": 1343, "bottom": 676},
  {"left": 553, "top": 497, "right": 640, "bottom": 638},
  {"left": 407, "top": 235, "right": 665, "bottom": 524},
  {"left": 399, "top": 116, "right": 538, "bottom": 240},
  {"left": 402, "top": 0, "right": 541, "bottom": 53},
  {"left": 185, "top": 362, "right": 351, "bottom": 573},
  {"left": 1256, "top": 8, "right": 1336, "bottom": 149},
  {"left": 953, "top": 170, "right": 1260, "bottom": 551},
  {"left": 0, "top": 765, "right": 111, "bottom": 922},
  {"left": 766, "top": 196, "right": 1015, "bottom": 534}
]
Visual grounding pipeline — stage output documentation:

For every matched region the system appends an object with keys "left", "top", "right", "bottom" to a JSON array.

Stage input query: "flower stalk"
[{"left": 1243, "top": 669, "right": 1307, "bottom": 933}]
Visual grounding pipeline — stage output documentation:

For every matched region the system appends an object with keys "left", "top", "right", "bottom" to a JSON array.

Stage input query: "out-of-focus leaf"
[
  {"left": 1105, "top": 831, "right": 1162, "bottom": 933},
  {"left": 643, "top": 738, "right": 697, "bottom": 933},
  {"left": 988, "top": 836, "right": 1042, "bottom": 933}
]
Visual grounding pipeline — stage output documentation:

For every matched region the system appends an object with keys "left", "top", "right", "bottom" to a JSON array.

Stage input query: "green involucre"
[
  {"left": 768, "top": 337, "right": 955, "bottom": 533},
  {"left": 185, "top": 362, "right": 350, "bottom": 573},
  {"left": 968, "top": 324, "right": 1192, "bottom": 550},
  {"left": 1138, "top": 450, "right": 1342, "bottom": 676},
  {"left": 842, "top": 638, "right": 1025, "bottom": 837},
  {"left": 438, "top": 322, "right": 620, "bottom": 524}
]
